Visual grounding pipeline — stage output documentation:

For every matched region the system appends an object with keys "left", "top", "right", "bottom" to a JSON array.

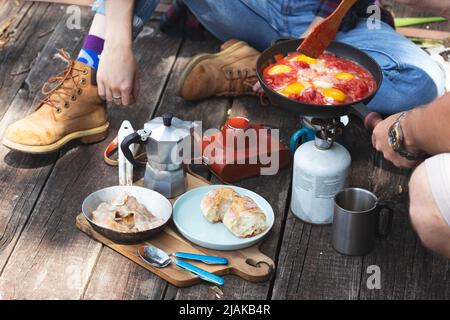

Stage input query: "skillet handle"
[
  {"left": 350, "top": 103, "right": 383, "bottom": 132},
  {"left": 365, "top": 113, "right": 383, "bottom": 131}
]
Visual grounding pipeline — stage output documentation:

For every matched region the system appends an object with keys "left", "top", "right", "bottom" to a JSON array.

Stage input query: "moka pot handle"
[{"left": 120, "top": 129, "right": 150, "bottom": 167}]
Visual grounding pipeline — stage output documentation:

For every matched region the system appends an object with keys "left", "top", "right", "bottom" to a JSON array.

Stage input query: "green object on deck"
[{"left": 395, "top": 17, "right": 447, "bottom": 28}]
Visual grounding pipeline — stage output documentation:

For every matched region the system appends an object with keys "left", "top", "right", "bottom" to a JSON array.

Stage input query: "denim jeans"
[
  {"left": 93, "top": 0, "right": 446, "bottom": 115},
  {"left": 93, "top": 0, "right": 157, "bottom": 38}
]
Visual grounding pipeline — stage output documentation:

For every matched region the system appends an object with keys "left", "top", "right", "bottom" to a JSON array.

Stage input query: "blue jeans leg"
[
  {"left": 182, "top": 0, "right": 319, "bottom": 51},
  {"left": 92, "top": 0, "right": 158, "bottom": 38},
  {"left": 336, "top": 19, "right": 446, "bottom": 115},
  {"left": 183, "top": 0, "right": 280, "bottom": 51}
]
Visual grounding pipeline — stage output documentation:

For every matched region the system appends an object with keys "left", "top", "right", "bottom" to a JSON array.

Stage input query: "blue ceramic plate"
[{"left": 173, "top": 185, "right": 274, "bottom": 251}]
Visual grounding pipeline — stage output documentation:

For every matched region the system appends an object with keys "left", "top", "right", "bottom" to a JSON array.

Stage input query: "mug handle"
[
  {"left": 290, "top": 128, "right": 315, "bottom": 153},
  {"left": 377, "top": 202, "right": 394, "bottom": 238}
]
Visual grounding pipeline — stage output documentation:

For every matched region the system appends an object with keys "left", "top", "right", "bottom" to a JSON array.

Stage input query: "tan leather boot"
[
  {"left": 177, "top": 39, "right": 261, "bottom": 100},
  {"left": 219, "top": 39, "right": 242, "bottom": 51},
  {"left": 2, "top": 50, "right": 108, "bottom": 154}
]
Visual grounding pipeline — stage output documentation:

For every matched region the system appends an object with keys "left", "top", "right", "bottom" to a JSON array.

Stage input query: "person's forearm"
[
  {"left": 404, "top": 93, "right": 450, "bottom": 155},
  {"left": 104, "top": 0, "right": 134, "bottom": 49}
]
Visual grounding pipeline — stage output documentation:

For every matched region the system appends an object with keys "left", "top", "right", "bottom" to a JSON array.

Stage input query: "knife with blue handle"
[
  {"left": 172, "top": 252, "right": 229, "bottom": 265},
  {"left": 174, "top": 259, "right": 225, "bottom": 286}
]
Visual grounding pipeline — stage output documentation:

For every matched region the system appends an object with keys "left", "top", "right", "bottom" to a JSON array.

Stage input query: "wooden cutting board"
[{"left": 76, "top": 174, "right": 275, "bottom": 287}]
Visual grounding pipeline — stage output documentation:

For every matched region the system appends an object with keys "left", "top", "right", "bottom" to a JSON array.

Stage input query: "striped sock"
[{"left": 76, "top": 35, "right": 104, "bottom": 69}]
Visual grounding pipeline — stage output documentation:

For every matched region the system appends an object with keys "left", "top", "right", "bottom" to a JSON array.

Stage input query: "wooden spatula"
[{"left": 297, "top": 0, "right": 358, "bottom": 58}]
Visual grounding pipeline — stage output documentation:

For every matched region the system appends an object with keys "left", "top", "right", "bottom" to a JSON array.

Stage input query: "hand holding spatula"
[{"left": 298, "top": 0, "right": 358, "bottom": 58}]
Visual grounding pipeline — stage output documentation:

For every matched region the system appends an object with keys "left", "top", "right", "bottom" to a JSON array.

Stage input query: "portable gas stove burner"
[{"left": 303, "top": 117, "right": 345, "bottom": 145}]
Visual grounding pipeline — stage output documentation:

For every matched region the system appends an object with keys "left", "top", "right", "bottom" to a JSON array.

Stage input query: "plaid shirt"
[{"left": 316, "top": 0, "right": 395, "bottom": 31}]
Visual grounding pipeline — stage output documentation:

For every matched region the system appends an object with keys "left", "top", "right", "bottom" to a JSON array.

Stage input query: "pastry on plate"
[
  {"left": 200, "top": 187, "right": 267, "bottom": 238},
  {"left": 222, "top": 196, "right": 267, "bottom": 238},
  {"left": 200, "top": 187, "right": 239, "bottom": 223}
]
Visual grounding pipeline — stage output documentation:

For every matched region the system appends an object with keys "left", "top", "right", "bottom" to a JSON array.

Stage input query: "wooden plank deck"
[{"left": 0, "top": 0, "right": 448, "bottom": 300}]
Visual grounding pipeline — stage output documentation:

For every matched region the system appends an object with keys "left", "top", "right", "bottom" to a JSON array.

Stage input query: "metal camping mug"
[{"left": 332, "top": 188, "right": 393, "bottom": 256}]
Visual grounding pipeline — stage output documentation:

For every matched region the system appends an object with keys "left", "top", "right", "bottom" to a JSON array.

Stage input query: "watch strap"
[{"left": 388, "top": 113, "right": 426, "bottom": 161}]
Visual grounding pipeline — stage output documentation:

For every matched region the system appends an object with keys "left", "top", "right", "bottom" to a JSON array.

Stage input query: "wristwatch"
[{"left": 388, "top": 113, "right": 425, "bottom": 161}]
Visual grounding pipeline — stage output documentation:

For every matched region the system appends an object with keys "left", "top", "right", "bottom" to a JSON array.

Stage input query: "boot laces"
[
  {"left": 221, "top": 67, "right": 268, "bottom": 105},
  {"left": 222, "top": 68, "right": 255, "bottom": 95},
  {"left": 39, "top": 49, "right": 85, "bottom": 110}
]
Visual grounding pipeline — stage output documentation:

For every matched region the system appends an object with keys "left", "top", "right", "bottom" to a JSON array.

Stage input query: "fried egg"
[
  {"left": 267, "top": 64, "right": 293, "bottom": 75},
  {"left": 321, "top": 88, "right": 347, "bottom": 102},
  {"left": 293, "top": 54, "right": 317, "bottom": 64},
  {"left": 335, "top": 72, "right": 355, "bottom": 80},
  {"left": 279, "top": 82, "right": 305, "bottom": 96}
]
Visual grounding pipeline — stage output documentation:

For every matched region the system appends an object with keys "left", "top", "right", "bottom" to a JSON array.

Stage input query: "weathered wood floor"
[{"left": 0, "top": 1, "right": 448, "bottom": 300}]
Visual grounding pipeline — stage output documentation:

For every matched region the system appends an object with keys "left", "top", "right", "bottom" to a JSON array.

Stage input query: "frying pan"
[
  {"left": 256, "top": 38, "right": 383, "bottom": 127},
  {"left": 82, "top": 186, "right": 172, "bottom": 244}
]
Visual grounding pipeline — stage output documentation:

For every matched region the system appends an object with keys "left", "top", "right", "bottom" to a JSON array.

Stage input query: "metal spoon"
[{"left": 138, "top": 245, "right": 226, "bottom": 286}]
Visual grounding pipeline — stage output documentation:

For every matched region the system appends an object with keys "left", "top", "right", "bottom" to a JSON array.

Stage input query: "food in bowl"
[
  {"left": 201, "top": 187, "right": 267, "bottom": 238},
  {"left": 262, "top": 52, "right": 376, "bottom": 105},
  {"left": 92, "top": 193, "right": 164, "bottom": 233}
]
